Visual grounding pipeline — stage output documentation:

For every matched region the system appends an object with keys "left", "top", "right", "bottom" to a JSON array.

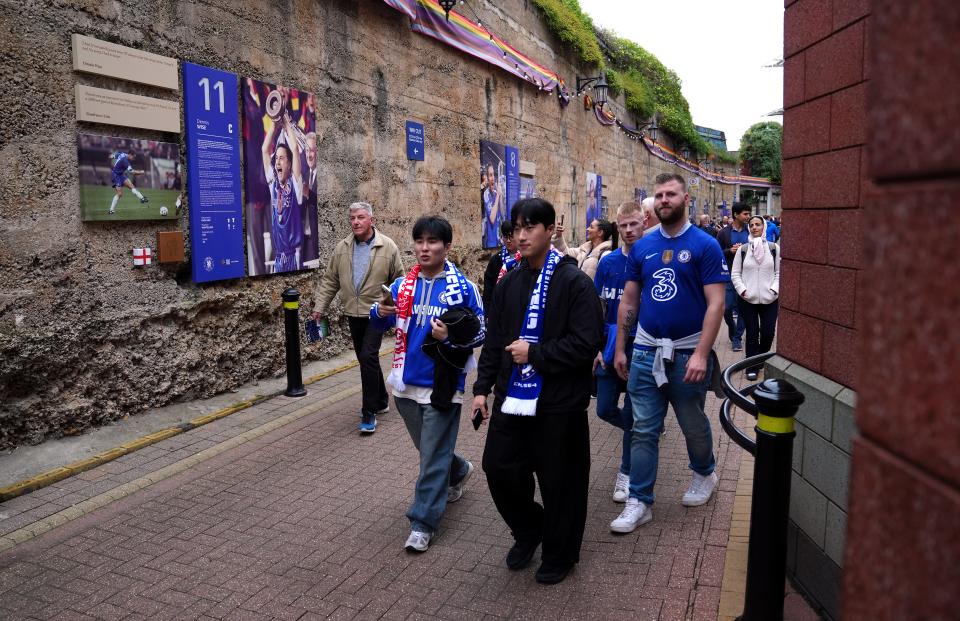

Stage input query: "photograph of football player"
[
  {"left": 242, "top": 79, "right": 318, "bottom": 275},
  {"left": 77, "top": 133, "right": 180, "bottom": 221},
  {"left": 479, "top": 140, "right": 506, "bottom": 249}
]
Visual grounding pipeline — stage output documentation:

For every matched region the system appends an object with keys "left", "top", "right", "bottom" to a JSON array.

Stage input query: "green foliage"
[
  {"left": 711, "top": 148, "right": 739, "bottom": 166},
  {"left": 530, "top": 0, "right": 604, "bottom": 67},
  {"left": 597, "top": 29, "right": 709, "bottom": 155},
  {"left": 739, "top": 122, "right": 783, "bottom": 183},
  {"left": 530, "top": 2, "right": 710, "bottom": 156}
]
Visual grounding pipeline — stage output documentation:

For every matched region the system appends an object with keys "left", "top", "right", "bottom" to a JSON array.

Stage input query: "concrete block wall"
[{"left": 767, "top": 355, "right": 855, "bottom": 621}]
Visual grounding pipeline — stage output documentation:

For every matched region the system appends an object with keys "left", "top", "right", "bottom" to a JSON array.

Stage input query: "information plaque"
[
  {"left": 406, "top": 121, "right": 425, "bottom": 160},
  {"left": 182, "top": 62, "right": 246, "bottom": 283}
]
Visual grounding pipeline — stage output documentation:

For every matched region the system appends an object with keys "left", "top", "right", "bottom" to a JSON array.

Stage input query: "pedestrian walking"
[
  {"left": 717, "top": 202, "right": 751, "bottom": 351},
  {"left": 698, "top": 214, "right": 717, "bottom": 238},
  {"left": 473, "top": 198, "right": 604, "bottom": 584},
  {"left": 312, "top": 202, "right": 404, "bottom": 433},
  {"left": 612, "top": 173, "right": 727, "bottom": 533},
  {"left": 731, "top": 215, "right": 781, "bottom": 381},
  {"left": 553, "top": 217, "right": 615, "bottom": 280},
  {"left": 593, "top": 201, "right": 645, "bottom": 503},
  {"left": 482, "top": 220, "right": 520, "bottom": 311},
  {"left": 371, "top": 216, "right": 485, "bottom": 553}
]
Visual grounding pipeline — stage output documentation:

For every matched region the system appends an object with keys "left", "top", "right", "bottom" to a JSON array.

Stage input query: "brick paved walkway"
[{"left": 0, "top": 342, "right": 764, "bottom": 620}]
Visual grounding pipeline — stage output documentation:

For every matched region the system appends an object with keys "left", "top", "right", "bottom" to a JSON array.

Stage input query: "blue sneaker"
[
  {"left": 732, "top": 339, "right": 743, "bottom": 352},
  {"left": 359, "top": 411, "right": 377, "bottom": 434}
]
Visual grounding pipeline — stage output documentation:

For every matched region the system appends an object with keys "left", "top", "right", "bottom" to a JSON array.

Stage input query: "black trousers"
[
  {"left": 482, "top": 408, "right": 590, "bottom": 568},
  {"left": 347, "top": 316, "right": 388, "bottom": 414},
  {"left": 737, "top": 298, "right": 779, "bottom": 373}
]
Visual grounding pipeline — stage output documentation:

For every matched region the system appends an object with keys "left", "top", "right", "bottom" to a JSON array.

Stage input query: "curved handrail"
[
  {"left": 721, "top": 352, "right": 776, "bottom": 415},
  {"left": 720, "top": 398, "right": 756, "bottom": 455},
  {"left": 718, "top": 352, "right": 777, "bottom": 456}
]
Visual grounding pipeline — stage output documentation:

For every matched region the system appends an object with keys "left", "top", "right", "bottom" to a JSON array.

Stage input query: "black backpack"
[{"left": 740, "top": 242, "right": 777, "bottom": 262}]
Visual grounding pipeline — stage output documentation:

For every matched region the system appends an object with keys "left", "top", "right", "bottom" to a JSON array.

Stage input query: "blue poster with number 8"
[{"left": 183, "top": 62, "right": 246, "bottom": 283}]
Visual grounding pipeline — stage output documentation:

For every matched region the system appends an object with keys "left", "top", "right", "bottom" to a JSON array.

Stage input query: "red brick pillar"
[{"left": 841, "top": 1, "right": 960, "bottom": 618}]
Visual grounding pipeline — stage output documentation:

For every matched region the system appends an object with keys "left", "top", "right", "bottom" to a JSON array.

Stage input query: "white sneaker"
[
  {"left": 404, "top": 530, "right": 432, "bottom": 553},
  {"left": 610, "top": 498, "right": 653, "bottom": 533},
  {"left": 612, "top": 472, "right": 629, "bottom": 503},
  {"left": 447, "top": 460, "right": 474, "bottom": 503},
  {"left": 681, "top": 472, "right": 719, "bottom": 507}
]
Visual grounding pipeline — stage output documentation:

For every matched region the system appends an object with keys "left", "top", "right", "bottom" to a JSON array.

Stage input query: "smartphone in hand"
[
  {"left": 381, "top": 284, "right": 394, "bottom": 304},
  {"left": 472, "top": 408, "right": 484, "bottom": 430}
]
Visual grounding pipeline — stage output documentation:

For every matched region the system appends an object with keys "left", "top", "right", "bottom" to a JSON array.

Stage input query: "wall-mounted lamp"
[
  {"left": 438, "top": 0, "right": 457, "bottom": 20},
  {"left": 575, "top": 73, "right": 608, "bottom": 109}
]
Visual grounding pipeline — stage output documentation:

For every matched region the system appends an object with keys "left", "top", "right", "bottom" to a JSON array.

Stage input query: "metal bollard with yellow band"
[
  {"left": 281, "top": 288, "right": 307, "bottom": 398},
  {"left": 738, "top": 378, "right": 805, "bottom": 621}
]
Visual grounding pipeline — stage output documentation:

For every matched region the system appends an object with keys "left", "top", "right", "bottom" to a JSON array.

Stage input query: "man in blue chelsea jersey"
[
  {"left": 107, "top": 150, "right": 149, "bottom": 214},
  {"left": 611, "top": 173, "right": 728, "bottom": 533},
  {"left": 592, "top": 200, "right": 646, "bottom": 505}
]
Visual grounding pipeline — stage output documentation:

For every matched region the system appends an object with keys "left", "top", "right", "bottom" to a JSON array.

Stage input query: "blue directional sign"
[
  {"left": 505, "top": 145, "right": 520, "bottom": 212},
  {"left": 406, "top": 121, "right": 425, "bottom": 160},
  {"left": 183, "top": 62, "right": 246, "bottom": 283}
]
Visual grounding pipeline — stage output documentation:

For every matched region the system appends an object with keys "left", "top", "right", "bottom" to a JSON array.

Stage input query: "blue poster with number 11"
[{"left": 183, "top": 62, "right": 246, "bottom": 283}]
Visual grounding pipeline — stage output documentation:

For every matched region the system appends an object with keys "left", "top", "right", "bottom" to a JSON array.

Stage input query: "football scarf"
[
  {"left": 387, "top": 260, "right": 470, "bottom": 392},
  {"left": 501, "top": 247, "right": 564, "bottom": 416},
  {"left": 497, "top": 248, "right": 522, "bottom": 282}
]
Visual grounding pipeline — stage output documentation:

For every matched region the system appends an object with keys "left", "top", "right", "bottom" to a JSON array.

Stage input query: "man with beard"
[
  {"left": 473, "top": 198, "right": 604, "bottom": 584},
  {"left": 611, "top": 173, "right": 727, "bottom": 533}
]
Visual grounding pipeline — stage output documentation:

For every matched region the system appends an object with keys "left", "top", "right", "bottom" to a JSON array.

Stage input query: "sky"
[{"left": 578, "top": 0, "right": 784, "bottom": 150}]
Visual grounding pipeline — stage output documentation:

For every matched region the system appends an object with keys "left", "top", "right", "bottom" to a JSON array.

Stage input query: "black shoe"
[
  {"left": 506, "top": 538, "right": 541, "bottom": 570},
  {"left": 535, "top": 561, "right": 574, "bottom": 585},
  {"left": 746, "top": 370, "right": 759, "bottom": 381},
  {"left": 140, "top": 196, "right": 149, "bottom": 204}
]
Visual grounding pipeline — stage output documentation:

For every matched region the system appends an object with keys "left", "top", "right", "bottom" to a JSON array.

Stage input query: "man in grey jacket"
[{"left": 312, "top": 202, "right": 404, "bottom": 433}]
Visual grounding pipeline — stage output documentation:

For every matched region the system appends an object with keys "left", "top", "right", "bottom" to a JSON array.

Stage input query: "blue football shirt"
[
  {"left": 625, "top": 223, "right": 729, "bottom": 341},
  {"left": 594, "top": 249, "right": 630, "bottom": 327}
]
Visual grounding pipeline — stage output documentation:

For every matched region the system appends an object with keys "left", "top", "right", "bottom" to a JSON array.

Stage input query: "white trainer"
[
  {"left": 447, "top": 460, "right": 474, "bottom": 503},
  {"left": 610, "top": 498, "right": 653, "bottom": 533},
  {"left": 681, "top": 472, "right": 719, "bottom": 507},
  {"left": 612, "top": 472, "right": 629, "bottom": 503},
  {"left": 404, "top": 530, "right": 432, "bottom": 553}
]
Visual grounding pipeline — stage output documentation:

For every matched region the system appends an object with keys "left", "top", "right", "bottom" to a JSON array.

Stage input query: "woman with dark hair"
[
  {"left": 731, "top": 215, "right": 781, "bottom": 381},
  {"left": 553, "top": 218, "right": 616, "bottom": 280}
]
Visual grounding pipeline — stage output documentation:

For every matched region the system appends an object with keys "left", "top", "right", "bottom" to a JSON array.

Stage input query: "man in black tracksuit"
[{"left": 472, "top": 198, "right": 604, "bottom": 585}]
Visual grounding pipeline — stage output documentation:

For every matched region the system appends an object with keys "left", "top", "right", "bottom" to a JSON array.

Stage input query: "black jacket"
[
  {"left": 473, "top": 256, "right": 604, "bottom": 415},
  {"left": 421, "top": 306, "right": 482, "bottom": 411},
  {"left": 482, "top": 251, "right": 504, "bottom": 310}
]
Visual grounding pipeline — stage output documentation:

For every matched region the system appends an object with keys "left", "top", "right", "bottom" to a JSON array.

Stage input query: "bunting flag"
[{"left": 382, "top": 0, "right": 568, "bottom": 99}]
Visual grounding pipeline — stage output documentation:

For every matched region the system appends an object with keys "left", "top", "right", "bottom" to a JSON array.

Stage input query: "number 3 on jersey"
[{"left": 651, "top": 268, "right": 678, "bottom": 302}]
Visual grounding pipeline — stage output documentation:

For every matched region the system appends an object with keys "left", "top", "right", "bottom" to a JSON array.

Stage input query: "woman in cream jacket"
[
  {"left": 731, "top": 215, "right": 781, "bottom": 380},
  {"left": 553, "top": 218, "right": 615, "bottom": 280}
]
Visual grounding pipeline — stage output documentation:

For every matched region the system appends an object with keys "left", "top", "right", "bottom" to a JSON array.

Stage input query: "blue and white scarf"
[
  {"left": 497, "top": 247, "right": 521, "bottom": 282},
  {"left": 501, "top": 247, "right": 564, "bottom": 416}
]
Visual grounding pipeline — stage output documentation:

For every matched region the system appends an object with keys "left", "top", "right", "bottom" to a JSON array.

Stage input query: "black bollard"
[
  {"left": 282, "top": 288, "right": 307, "bottom": 398},
  {"left": 738, "top": 379, "right": 805, "bottom": 621}
]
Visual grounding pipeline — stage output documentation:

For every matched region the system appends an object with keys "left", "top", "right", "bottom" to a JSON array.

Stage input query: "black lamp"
[
  {"left": 438, "top": 0, "right": 456, "bottom": 20},
  {"left": 575, "top": 73, "right": 608, "bottom": 108},
  {"left": 681, "top": 147, "right": 691, "bottom": 161},
  {"left": 647, "top": 117, "right": 659, "bottom": 142}
]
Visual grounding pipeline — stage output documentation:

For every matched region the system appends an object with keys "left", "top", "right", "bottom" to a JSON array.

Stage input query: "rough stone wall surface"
[{"left": 0, "top": 0, "right": 727, "bottom": 449}]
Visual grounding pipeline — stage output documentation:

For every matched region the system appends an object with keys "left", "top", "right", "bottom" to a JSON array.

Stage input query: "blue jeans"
[
  {"left": 394, "top": 397, "right": 469, "bottom": 534},
  {"left": 595, "top": 364, "right": 633, "bottom": 475},
  {"left": 724, "top": 281, "right": 745, "bottom": 343},
  {"left": 626, "top": 348, "right": 716, "bottom": 505}
]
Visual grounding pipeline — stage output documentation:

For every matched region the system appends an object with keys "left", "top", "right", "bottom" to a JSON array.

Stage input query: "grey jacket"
[{"left": 314, "top": 230, "right": 404, "bottom": 317}]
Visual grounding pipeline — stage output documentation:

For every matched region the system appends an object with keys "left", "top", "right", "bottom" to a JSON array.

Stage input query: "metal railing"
[{"left": 719, "top": 352, "right": 805, "bottom": 621}]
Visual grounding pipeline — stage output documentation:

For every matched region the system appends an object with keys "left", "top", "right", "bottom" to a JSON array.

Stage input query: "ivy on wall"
[{"left": 532, "top": 0, "right": 718, "bottom": 158}]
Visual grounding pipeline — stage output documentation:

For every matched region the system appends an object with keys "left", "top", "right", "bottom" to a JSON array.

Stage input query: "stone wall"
[{"left": 0, "top": 0, "right": 727, "bottom": 448}]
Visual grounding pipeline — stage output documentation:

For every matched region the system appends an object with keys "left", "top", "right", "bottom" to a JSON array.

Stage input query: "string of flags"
[{"left": 381, "top": 0, "right": 777, "bottom": 187}]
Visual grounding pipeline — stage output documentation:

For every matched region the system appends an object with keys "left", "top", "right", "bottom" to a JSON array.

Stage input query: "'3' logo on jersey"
[{"left": 651, "top": 268, "right": 678, "bottom": 302}]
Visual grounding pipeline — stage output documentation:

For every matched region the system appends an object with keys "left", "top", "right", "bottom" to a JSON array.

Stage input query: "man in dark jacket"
[
  {"left": 472, "top": 198, "right": 604, "bottom": 585},
  {"left": 482, "top": 220, "right": 519, "bottom": 310}
]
